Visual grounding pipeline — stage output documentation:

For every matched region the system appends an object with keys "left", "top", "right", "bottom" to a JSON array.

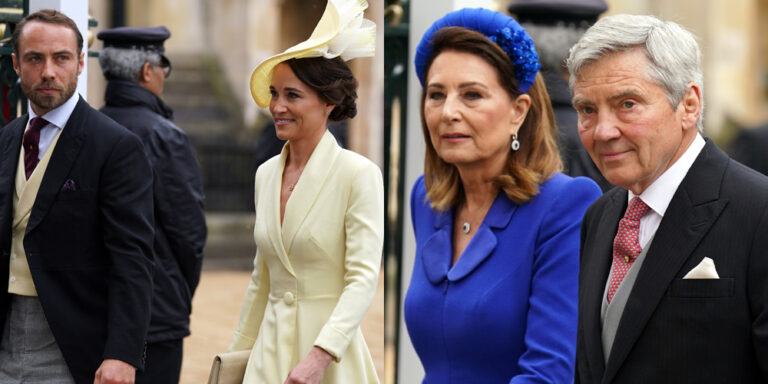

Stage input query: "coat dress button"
[{"left": 283, "top": 292, "right": 295, "bottom": 305}]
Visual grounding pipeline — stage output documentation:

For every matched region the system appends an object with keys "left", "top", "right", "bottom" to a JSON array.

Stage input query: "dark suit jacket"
[
  {"left": 0, "top": 97, "right": 155, "bottom": 384},
  {"left": 577, "top": 141, "right": 768, "bottom": 384}
]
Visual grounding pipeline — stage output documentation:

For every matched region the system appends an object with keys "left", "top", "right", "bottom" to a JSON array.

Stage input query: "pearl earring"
[{"left": 511, "top": 134, "right": 520, "bottom": 151}]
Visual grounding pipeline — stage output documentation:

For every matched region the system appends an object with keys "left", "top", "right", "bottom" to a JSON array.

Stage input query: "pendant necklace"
[
  {"left": 462, "top": 221, "right": 471, "bottom": 234},
  {"left": 287, "top": 166, "right": 305, "bottom": 192}
]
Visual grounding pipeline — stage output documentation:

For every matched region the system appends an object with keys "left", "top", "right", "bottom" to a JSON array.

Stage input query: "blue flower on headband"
[
  {"left": 488, "top": 27, "right": 540, "bottom": 93},
  {"left": 414, "top": 7, "right": 541, "bottom": 93}
]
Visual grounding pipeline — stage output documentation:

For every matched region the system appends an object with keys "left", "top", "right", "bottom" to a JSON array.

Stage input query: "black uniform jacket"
[
  {"left": 101, "top": 80, "right": 206, "bottom": 342},
  {"left": 0, "top": 97, "right": 155, "bottom": 383}
]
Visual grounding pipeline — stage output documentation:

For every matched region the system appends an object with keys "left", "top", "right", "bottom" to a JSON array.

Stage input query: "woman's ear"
[
  {"left": 509, "top": 94, "right": 531, "bottom": 136},
  {"left": 325, "top": 103, "right": 335, "bottom": 117}
]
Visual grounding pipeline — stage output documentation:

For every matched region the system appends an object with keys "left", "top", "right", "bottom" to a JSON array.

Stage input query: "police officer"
[
  {"left": 97, "top": 26, "right": 207, "bottom": 383},
  {"left": 508, "top": 0, "right": 612, "bottom": 191}
]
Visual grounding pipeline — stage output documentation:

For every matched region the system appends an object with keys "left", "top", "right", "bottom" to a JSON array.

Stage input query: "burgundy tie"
[
  {"left": 23, "top": 117, "right": 49, "bottom": 179},
  {"left": 607, "top": 197, "right": 651, "bottom": 303}
]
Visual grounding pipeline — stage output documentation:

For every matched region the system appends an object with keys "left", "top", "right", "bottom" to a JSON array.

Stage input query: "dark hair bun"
[
  {"left": 287, "top": 57, "right": 359, "bottom": 121},
  {"left": 328, "top": 77, "right": 358, "bottom": 121}
]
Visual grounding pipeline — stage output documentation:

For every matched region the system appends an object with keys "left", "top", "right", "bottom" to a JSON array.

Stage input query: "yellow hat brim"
[{"left": 250, "top": 1, "right": 342, "bottom": 108}]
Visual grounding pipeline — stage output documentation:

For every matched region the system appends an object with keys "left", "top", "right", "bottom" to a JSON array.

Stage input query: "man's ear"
[
  {"left": 139, "top": 62, "right": 153, "bottom": 84},
  {"left": 680, "top": 83, "right": 702, "bottom": 131},
  {"left": 11, "top": 53, "right": 19, "bottom": 76},
  {"left": 77, "top": 51, "right": 84, "bottom": 76}
]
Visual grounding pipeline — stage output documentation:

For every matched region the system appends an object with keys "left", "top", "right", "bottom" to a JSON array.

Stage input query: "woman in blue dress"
[{"left": 404, "top": 8, "right": 602, "bottom": 383}]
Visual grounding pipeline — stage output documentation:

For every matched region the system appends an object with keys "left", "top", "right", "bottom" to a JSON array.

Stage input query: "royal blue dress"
[{"left": 404, "top": 173, "right": 601, "bottom": 383}]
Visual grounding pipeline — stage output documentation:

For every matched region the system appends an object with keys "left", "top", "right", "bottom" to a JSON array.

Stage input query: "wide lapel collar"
[
  {"left": 582, "top": 188, "right": 625, "bottom": 381},
  {"left": 421, "top": 193, "right": 517, "bottom": 284},
  {"left": 26, "top": 97, "right": 87, "bottom": 233},
  {"left": 0, "top": 118, "right": 25, "bottom": 229},
  {"left": 447, "top": 193, "right": 515, "bottom": 281},
  {"left": 603, "top": 140, "right": 728, "bottom": 383},
  {"left": 267, "top": 145, "right": 296, "bottom": 277},
  {"left": 281, "top": 130, "right": 340, "bottom": 254},
  {"left": 421, "top": 207, "right": 452, "bottom": 284},
  {"left": 1, "top": 118, "right": 25, "bottom": 195}
]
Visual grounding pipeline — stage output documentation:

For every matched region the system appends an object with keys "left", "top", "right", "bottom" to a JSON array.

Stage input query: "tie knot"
[
  {"left": 624, "top": 197, "right": 650, "bottom": 221},
  {"left": 28, "top": 117, "right": 49, "bottom": 132}
]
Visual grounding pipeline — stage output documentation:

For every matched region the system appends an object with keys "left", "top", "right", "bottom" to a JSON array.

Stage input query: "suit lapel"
[
  {"left": 266, "top": 149, "right": 296, "bottom": 277},
  {"left": 281, "top": 131, "right": 340, "bottom": 253},
  {"left": 26, "top": 98, "right": 87, "bottom": 233},
  {"left": 602, "top": 141, "right": 728, "bottom": 383},
  {"left": 582, "top": 189, "right": 625, "bottom": 381},
  {"left": 0, "top": 118, "right": 25, "bottom": 237},
  {"left": 421, "top": 192, "right": 517, "bottom": 284}
]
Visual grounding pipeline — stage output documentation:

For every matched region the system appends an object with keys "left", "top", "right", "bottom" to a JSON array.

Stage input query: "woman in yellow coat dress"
[{"left": 228, "top": 1, "right": 382, "bottom": 383}]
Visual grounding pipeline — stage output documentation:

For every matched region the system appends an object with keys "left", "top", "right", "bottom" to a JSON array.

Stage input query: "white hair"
[
  {"left": 98, "top": 47, "right": 161, "bottom": 82},
  {"left": 566, "top": 14, "right": 704, "bottom": 131}
]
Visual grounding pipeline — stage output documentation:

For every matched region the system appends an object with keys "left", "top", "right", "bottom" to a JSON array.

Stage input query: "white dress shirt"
[
  {"left": 26, "top": 92, "right": 79, "bottom": 160},
  {"left": 629, "top": 133, "right": 706, "bottom": 247}
]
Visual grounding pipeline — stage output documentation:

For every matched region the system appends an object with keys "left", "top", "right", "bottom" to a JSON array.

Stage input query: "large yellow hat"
[{"left": 250, "top": 0, "right": 376, "bottom": 108}]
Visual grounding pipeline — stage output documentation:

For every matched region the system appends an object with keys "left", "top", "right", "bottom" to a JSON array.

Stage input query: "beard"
[{"left": 22, "top": 74, "right": 78, "bottom": 113}]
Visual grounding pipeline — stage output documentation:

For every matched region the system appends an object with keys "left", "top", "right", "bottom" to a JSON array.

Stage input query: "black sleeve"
[
  {"left": 99, "top": 133, "right": 155, "bottom": 367},
  {"left": 154, "top": 131, "right": 207, "bottom": 295}
]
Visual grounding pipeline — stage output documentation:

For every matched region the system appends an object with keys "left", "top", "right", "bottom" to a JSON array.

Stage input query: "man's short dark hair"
[{"left": 13, "top": 9, "right": 84, "bottom": 55}]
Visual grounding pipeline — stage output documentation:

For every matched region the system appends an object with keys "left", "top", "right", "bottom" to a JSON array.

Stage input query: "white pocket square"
[{"left": 683, "top": 257, "right": 719, "bottom": 279}]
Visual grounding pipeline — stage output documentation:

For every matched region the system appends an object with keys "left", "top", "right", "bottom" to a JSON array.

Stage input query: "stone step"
[{"left": 163, "top": 93, "right": 222, "bottom": 109}]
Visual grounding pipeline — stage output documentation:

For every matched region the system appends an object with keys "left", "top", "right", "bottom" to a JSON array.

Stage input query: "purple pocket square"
[{"left": 61, "top": 179, "right": 77, "bottom": 192}]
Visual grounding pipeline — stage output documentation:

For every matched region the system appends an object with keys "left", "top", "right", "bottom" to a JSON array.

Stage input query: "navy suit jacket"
[
  {"left": 577, "top": 141, "right": 768, "bottom": 383},
  {"left": 405, "top": 173, "right": 601, "bottom": 383},
  {"left": 0, "top": 97, "right": 155, "bottom": 384}
]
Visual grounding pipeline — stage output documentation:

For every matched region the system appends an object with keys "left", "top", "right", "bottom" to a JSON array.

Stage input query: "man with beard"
[
  {"left": 97, "top": 26, "right": 207, "bottom": 384},
  {"left": 0, "top": 9, "right": 154, "bottom": 384}
]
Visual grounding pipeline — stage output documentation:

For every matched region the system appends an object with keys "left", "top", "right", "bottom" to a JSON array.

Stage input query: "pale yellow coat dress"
[{"left": 230, "top": 130, "right": 382, "bottom": 383}]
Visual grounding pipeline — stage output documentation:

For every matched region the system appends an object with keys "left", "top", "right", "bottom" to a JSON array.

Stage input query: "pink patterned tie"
[{"left": 607, "top": 197, "right": 651, "bottom": 303}]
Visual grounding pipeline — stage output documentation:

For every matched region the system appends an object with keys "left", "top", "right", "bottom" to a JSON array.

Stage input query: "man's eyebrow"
[
  {"left": 571, "top": 96, "right": 592, "bottom": 108},
  {"left": 608, "top": 90, "right": 643, "bottom": 102}
]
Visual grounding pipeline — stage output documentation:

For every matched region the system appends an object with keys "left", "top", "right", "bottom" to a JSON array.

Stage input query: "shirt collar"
[
  {"left": 629, "top": 133, "right": 706, "bottom": 217},
  {"left": 28, "top": 91, "right": 80, "bottom": 130}
]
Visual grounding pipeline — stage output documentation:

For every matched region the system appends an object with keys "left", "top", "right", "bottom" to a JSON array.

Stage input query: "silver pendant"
[{"left": 462, "top": 222, "right": 471, "bottom": 234}]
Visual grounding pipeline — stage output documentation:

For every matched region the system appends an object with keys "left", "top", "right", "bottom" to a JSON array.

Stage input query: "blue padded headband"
[{"left": 414, "top": 8, "right": 541, "bottom": 92}]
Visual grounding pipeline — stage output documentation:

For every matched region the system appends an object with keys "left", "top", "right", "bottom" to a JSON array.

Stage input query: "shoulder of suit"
[
  {"left": 723, "top": 157, "right": 768, "bottom": 197},
  {"left": 83, "top": 102, "right": 138, "bottom": 137},
  {"left": 336, "top": 148, "right": 381, "bottom": 175},
  {"left": 255, "top": 154, "right": 281, "bottom": 183},
  {"left": 102, "top": 105, "right": 184, "bottom": 141},
  {"left": 0, "top": 114, "right": 26, "bottom": 134},
  {"left": 539, "top": 172, "right": 602, "bottom": 199}
]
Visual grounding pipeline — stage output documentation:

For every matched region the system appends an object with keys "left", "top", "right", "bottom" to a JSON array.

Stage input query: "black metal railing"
[{"left": 193, "top": 137, "right": 259, "bottom": 212}]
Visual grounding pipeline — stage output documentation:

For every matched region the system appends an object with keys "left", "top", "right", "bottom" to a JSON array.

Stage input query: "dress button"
[
  {"left": 9, "top": 276, "right": 15, "bottom": 283},
  {"left": 283, "top": 292, "right": 295, "bottom": 305}
]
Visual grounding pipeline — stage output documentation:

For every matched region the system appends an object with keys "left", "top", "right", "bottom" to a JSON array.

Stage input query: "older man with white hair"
[
  {"left": 569, "top": 14, "right": 768, "bottom": 383},
  {"left": 97, "top": 26, "right": 207, "bottom": 384}
]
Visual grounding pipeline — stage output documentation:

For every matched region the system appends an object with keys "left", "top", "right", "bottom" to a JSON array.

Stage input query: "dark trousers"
[{"left": 136, "top": 338, "right": 183, "bottom": 384}]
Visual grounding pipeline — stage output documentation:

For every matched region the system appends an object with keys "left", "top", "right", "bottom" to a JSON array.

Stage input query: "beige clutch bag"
[{"left": 207, "top": 350, "right": 251, "bottom": 384}]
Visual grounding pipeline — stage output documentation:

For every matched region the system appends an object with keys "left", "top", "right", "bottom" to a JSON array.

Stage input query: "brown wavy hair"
[{"left": 421, "top": 27, "right": 562, "bottom": 211}]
